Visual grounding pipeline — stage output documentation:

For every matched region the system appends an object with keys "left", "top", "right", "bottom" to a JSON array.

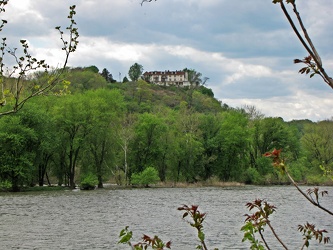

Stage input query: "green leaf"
[
  {"left": 118, "top": 227, "right": 133, "bottom": 244},
  {"left": 198, "top": 231, "right": 205, "bottom": 241}
]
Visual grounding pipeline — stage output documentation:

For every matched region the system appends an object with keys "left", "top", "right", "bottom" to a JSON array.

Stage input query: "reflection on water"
[{"left": 0, "top": 186, "right": 332, "bottom": 249}]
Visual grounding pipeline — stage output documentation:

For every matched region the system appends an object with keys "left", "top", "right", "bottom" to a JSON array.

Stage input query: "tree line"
[{"left": 0, "top": 66, "right": 332, "bottom": 191}]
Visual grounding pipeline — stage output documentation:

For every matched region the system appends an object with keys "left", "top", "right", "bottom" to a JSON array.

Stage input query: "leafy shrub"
[
  {"left": 0, "top": 180, "right": 12, "bottom": 191},
  {"left": 306, "top": 175, "right": 330, "bottom": 185},
  {"left": 80, "top": 173, "right": 98, "bottom": 190},
  {"left": 242, "top": 167, "right": 262, "bottom": 184},
  {"left": 131, "top": 166, "right": 160, "bottom": 187}
]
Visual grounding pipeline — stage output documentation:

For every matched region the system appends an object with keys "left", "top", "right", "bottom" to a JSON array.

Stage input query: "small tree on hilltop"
[
  {"left": 123, "top": 76, "right": 129, "bottom": 83},
  {"left": 101, "top": 68, "right": 116, "bottom": 83},
  {"left": 128, "top": 63, "right": 143, "bottom": 82}
]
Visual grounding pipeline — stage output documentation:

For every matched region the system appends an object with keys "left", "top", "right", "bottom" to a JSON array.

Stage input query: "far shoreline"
[{"left": 2, "top": 179, "right": 333, "bottom": 193}]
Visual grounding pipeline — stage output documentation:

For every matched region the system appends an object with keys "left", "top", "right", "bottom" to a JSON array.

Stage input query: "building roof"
[{"left": 143, "top": 70, "right": 186, "bottom": 76}]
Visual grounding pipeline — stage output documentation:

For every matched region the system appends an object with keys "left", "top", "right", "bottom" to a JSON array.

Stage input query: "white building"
[{"left": 143, "top": 70, "right": 190, "bottom": 87}]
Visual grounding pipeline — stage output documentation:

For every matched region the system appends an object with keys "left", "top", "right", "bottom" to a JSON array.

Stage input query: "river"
[{"left": 0, "top": 185, "right": 332, "bottom": 249}]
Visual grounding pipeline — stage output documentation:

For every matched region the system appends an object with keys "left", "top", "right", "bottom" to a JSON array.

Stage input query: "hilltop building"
[{"left": 143, "top": 70, "right": 190, "bottom": 87}]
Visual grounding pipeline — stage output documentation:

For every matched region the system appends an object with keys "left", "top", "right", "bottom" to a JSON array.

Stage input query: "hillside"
[{"left": 0, "top": 66, "right": 332, "bottom": 191}]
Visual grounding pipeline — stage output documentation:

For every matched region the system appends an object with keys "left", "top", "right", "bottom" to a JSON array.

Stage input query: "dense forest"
[{"left": 0, "top": 66, "right": 332, "bottom": 191}]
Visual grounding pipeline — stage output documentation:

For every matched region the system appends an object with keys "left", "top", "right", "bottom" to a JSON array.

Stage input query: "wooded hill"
[{"left": 0, "top": 66, "right": 332, "bottom": 191}]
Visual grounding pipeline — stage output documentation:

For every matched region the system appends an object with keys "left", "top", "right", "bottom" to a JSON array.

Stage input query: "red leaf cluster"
[
  {"left": 134, "top": 234, "right": 171, "bottom": 250},
  {"left": 263, "top": 148, "right": 283, "bottom": 167}
]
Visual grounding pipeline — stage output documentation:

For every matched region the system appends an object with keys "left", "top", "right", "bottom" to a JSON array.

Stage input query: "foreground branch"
[
  {"left": 274, "top": 0, "right": 333, "bottom": 89},
  {"left": 0, "top": 5, "right": 79, "bottom": 116}
]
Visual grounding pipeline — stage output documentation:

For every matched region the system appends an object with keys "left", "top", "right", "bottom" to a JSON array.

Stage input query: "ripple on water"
[{"left": 0, "top": 186, "right": 332, "bottom": 249}]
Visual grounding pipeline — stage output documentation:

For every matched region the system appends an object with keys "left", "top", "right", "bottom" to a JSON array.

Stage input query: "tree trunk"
[
  {"left": 98, "top": 176, "right": 103, "bottom": 188},
  {"left": 45, "top": 171, "right": 51, "bottom": 186}
]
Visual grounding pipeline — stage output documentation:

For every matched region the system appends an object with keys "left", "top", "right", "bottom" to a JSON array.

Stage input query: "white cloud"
[
  {"left": 224, "top": 64, "right": 272, "bottom": 84},
  {"left": 78, "top": 37, "right": 145, "bottom": 62},
  {"left": 223, "top": 90, "right": 333, "bottom": 122},
  {"left": 4, "top": 0, "right": 44, "bottom": 23}
]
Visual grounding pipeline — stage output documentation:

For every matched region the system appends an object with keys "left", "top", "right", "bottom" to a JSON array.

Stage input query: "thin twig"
[
  {"left": 259, "top": 230, "right": 271, "bottom": 250},
  {"left": 285, "top": 170, "right": 333, "bottom": 216},
  {"left": 279, "top": 1, "right": 333, "bottom": 89},
  {"left": 290, "top": 1, "right": 322, "bottom": 67},
  {"left": 266, "top": 220, "right": 289, "bottom": 250}
]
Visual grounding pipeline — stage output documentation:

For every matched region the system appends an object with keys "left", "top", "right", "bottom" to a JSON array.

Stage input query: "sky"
[{"left": 2, "top": 0, "right": 333, "bottom": 121}]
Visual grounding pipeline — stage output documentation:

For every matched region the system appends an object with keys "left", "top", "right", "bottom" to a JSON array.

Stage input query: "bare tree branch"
[
  {"left": 276, "top": 0, "right": 333, "bottom": 89},
  {"left": 140, "top": 0, "right": 156, "bottom": 6},
  {"left": 0, "top": 5, "right": 79, "bottom": 116}
]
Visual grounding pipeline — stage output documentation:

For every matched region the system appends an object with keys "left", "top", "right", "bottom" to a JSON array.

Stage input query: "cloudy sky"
[{"left": 2, "top": 0, "right": 333, "bottom": 121}]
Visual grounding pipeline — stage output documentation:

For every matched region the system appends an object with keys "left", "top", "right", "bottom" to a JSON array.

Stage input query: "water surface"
[{"left": 1, "top": 185, "right": 332, "bottom": 249}]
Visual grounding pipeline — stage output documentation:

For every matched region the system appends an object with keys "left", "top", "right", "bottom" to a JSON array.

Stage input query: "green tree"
[
  {"left": 153, "top": 107, "right": 176, "bottom": 182},
  {"left": 82, "top": 89, "right": 125, "bottom": 188},
  {"left": 123, "top": 76, "right": 129, "bottom": 83},
  {"left": 52, "top": 94, "right": 94, "bottom": 188},
  {"left": 198, "top": 86, "right": 214, "bottom": 98},
  {"left": 135, "top": 79, "right": 153, "bottom": 105},
  {"left": 0, "top": 115, "right": 37, "bottom": 191},
  {"left": 248, "top": 117, "right": 300, "bottom": 183},
  {"left": 191, "top": 91, "right": 222, "bottom": 113},
  {"left": 100, "top": 68, "right": 116, "bottom": 83},
  {"left": 115, "top": 114, "right": 136, "bottom": 185},
  {"left": 302, "top": 120, "right": 333, "bottom": 179},
  {"left": 65, "top": 67, "right": 108, "bottom": 92},
  {"left": 251, "top": 117, "right": 299, "bottom": 158},
  {"left": 19, "top": 100, "right": 57, "bottom": 186},
  {"left": 183, "top": 68, "right": 208, "bottom": 87},
  {"left": 172, "top": 102, "right": 203, "bottom": 182},
  {"left": 84, "top": 65, "right": 99, "bottom": 73},
  {"left": 128, "top": 63, "right": 143, "bottom": 82},
  {"left": 183, "top": 68, "right": 209, "bottom": 108},
  {"left": 215, "top": 110, "right": 250, "bottom": 181},
  {"left": 198, "top": 113, "right": 222, "bottom": 180},
  {"left": 131, "top": 112, "right": 167, "bottom": 175}
]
